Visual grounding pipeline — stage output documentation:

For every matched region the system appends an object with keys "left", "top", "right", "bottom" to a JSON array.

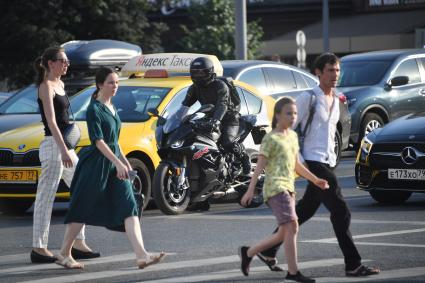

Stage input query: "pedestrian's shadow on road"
[{"left": 354, "top": 194, "right": 425, "bottom": 213}]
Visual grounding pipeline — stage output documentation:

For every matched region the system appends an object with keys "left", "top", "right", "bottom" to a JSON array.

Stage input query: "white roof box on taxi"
[
  {"left": 121, "top": 53, "right": 223, "bottom": 77},
  {"left": 62, "top": 39, "right": 142, "bottom": 67}
]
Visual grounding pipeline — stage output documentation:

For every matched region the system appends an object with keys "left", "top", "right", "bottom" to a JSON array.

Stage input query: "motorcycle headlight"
[{"left": 171, "top": 140, "right": 184, "bottom": 149}]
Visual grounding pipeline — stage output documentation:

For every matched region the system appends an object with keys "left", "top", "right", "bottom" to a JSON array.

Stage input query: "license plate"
[
  {"left": 0, "top": 170, "right": 38, "bottom": 184},
  {"left": 388, "top": 169, "right": 425, "bottom": 180}
]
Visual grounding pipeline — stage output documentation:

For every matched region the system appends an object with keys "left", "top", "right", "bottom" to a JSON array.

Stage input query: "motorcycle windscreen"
[{"left": 163, "top": 106, "right": 189, "bottom": 134}]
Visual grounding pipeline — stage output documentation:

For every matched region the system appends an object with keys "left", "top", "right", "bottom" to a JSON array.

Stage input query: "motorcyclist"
[{"left": 181, "top": 57, "right": 251, "bottom": 175}]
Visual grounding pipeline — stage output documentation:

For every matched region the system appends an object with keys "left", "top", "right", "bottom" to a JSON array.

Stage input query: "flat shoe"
[
  {"left": 257, "top": 252, "right": 284, "bottom": 272},
  {"left": 137, "top": 252, "right": 166, "bottom": 269},
  {"left": 346, "top": 265, "right": 380, "bottom": 277},
  {"left": 238, "top": 246, "right": 252, "bottom": 276},
  {"left": 71, "top": 247, "right": 101, "bottom": 259},
  {"left": 30, "top": 250, "right": 57, "bottom": 264},
  {"left": 55, "top": 254, "right": 84, "bottom": 269}
]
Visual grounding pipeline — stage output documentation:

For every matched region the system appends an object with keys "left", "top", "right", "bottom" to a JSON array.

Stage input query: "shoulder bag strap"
[
  {"left": 64, "top": 94, "right": 76, "bottom": 123},
  {"left": 300, "top": 90, "right": 316, "bottom": 138}
]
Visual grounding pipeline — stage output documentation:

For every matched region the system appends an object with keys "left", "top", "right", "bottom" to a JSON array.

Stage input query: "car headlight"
[
  {"left": 171, "top": 140, "right": 184, "bottom": 149},
  {"left": 360, "top": 136, "right": 373, "bottom": 155}
]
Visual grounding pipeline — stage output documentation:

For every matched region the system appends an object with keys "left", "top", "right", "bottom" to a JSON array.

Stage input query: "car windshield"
[
  {"left": 71, "top": 86, "right": 170, "bottom": 122},
  {"left": 338, "top": 60, "right": 392, "bottom": 87},
  {"left": 0, "top": 85, "right": 38, "bottom": 114}
]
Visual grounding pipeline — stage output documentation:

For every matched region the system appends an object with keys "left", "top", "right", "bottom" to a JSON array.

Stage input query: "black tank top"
[{"left": 38, "top": 91, "right": 70, "bottom": 136}]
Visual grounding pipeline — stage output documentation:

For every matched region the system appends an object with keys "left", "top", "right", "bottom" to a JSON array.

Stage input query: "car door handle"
[{"left": 419, "top": 89, "right": 425, "bottom": 96}]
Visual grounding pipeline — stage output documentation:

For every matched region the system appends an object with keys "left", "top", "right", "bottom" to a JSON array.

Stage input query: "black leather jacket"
[{"left": 182, "top": 79, "right": 237, "bottom": 121}]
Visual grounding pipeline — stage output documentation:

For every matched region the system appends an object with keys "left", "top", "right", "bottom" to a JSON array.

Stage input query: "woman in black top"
[{"left": 31, "top": 46, "right": 99, "bottom": 264}]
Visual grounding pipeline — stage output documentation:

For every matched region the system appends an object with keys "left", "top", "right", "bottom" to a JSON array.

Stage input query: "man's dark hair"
[{"left": 314, "top": 52, "right": 340, "bottom": 72}]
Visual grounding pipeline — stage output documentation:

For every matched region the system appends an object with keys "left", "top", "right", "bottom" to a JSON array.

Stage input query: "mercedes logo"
[{"left": 401, "top": 147, "right": 417, "bottom": 165}]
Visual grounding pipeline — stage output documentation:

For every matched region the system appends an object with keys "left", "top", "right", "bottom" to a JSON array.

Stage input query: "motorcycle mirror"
[
  {"left": 147, "top": 108, "right": 159, "bottom": 117},
  {"left": 157, "top": 117, "right": 166, "bottom": 125}
]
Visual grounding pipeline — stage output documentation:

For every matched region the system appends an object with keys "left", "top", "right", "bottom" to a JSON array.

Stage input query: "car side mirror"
[
  {"left": 147, "top": 108, "right": 159, "bottom": 117},
  {"left": 387, "top": 76, "right": 409, "bottom": 88}
]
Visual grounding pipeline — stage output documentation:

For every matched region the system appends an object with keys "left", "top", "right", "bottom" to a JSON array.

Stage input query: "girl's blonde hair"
[{"left": 271, "top": 96, "right": 295, "bottom": 129}]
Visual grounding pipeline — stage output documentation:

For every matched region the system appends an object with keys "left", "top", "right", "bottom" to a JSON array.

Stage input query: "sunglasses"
[{"left": 55, "top": 58, "right": 70, "bottom": 65}]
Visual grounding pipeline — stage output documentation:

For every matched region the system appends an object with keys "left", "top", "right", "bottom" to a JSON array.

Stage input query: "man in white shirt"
[{"left": 257, "top": 53, "right": 380, "bottom": 277}]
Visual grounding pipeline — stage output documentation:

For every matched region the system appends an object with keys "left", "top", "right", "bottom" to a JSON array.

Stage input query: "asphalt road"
[{"left": 1, "top": 153, "right": 425, "bottom": 283}]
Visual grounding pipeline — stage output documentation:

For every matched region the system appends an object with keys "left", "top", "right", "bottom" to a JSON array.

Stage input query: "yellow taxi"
[{"left": 0, "top": 53, "right": 275, "bottom": 214}]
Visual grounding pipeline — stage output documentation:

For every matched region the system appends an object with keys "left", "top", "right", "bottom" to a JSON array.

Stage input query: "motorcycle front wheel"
[{"left": 152, "top": 163, "right": 191, "bottom": 215}]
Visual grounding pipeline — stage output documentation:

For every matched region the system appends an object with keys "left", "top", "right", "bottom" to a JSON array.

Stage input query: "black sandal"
[
  {"left": 346, "top": 265, "right": 380, "bottom": 277},
  {"left": 257, "top": 252, "right": 284, "bottom": 272}
]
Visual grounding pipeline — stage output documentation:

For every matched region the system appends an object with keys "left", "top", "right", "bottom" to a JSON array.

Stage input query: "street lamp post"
[
  {"left": 235, "top": 0, "right": 247, "bottom": 60},
  {"left": 323, "top": 0, "right": 330, "bottom": 52}
]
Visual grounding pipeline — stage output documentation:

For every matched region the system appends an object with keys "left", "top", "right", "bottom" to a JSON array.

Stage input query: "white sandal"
[{"left": 55, "top": 254, "right": 84, "bottom": 269}]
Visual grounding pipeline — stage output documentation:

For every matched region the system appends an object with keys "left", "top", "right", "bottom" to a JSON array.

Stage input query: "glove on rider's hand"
[{"left": 210, "top": 119, "right": 220, "bottom": 132}]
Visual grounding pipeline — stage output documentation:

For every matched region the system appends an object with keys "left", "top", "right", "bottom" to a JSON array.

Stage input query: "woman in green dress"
[{"left": 56, "top": 67, "right": 165, "bottom": 269}]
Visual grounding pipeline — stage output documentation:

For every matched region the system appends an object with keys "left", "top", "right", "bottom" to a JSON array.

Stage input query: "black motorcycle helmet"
[{"left": 190, "top": 57, "right": 215, "bottom": 87}]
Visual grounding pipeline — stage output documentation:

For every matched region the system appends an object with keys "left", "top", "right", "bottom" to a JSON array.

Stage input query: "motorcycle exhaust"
[
  {"left": 211, "top": 191, "right": 226, "bottom": 198},
  {"left": 201, "top": 188, "right": 238, "bottom": 200}
]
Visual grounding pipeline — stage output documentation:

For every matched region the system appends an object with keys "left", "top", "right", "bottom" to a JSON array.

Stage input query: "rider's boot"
[{"left": 241, "top": 153, "right": 251, "bottom": 175}]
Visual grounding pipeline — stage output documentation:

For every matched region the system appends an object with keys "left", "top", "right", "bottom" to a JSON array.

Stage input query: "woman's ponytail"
[
  {"left": 33, "top": 56, "right": 46, "bottom": 86},
  {"left": 92, "top": 88, "right": 99, "bottom": 99}
]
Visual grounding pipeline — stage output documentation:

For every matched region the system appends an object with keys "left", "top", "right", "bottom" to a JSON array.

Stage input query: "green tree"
[
  {"left": 179, "top": 0, "right": 263, "bottom": 60},
  {"left": 0, "top": 0, "right": 167, "bottom": 90}
]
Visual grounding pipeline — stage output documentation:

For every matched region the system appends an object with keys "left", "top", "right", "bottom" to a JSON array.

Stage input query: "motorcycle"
[{"left": 148, "top": 105, "right": 265, "bottom": 215}]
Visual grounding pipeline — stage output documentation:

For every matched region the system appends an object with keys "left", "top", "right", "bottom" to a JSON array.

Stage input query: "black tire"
[
  {"left": 128, "top": 158, "right": 151, "bottom": 211},
  {"left": 152, "top": 163, "right": 190, "bottom": 215},
  {"left": 359, "top": 113, "right": 385, "bottom": 145},
  {"left": 369, "top": 190, "right": 412, "bottom": 204},
  {"left": 0, "top": 200, "right": 33, "bottom": 215},
  {"left": 334, "top": 130, "right": 342, "bottom": 167}
]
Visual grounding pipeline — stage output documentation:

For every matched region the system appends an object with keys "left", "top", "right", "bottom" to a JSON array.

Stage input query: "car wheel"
[
  {"left": 128, "top": 158, "right": 151, "bottom": 211},
  {"left": 359, "top": 113, "right": 385, "bottom": 144},
  {"left": 334, "top": 130, "right": 342, "bottom": 167},
  {"left": 369, "top": 190, "right": 412, "bottom": 204},
  {"left": 0, "top": 200, "right": 33, "bottom": 215}
]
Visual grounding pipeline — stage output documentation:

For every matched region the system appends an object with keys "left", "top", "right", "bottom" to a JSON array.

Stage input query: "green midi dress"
[{"left": 64, "top": 98, "right": 138, "bottom": 231}]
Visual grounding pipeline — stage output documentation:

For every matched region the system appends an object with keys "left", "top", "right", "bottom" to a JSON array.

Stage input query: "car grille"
[
  {"left": 370, "top": 143, "right": 425, "bottom": 170},
  {"left": 372, "top": 143, "right": 425, "bottom": 152},
  {"left": 0, "top": 149, "right": 40, "bottom": 166}
]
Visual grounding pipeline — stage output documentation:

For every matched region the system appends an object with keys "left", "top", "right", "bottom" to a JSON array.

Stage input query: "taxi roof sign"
[{"left": 121, "top": 53, "right": 223, "bottom": 77}]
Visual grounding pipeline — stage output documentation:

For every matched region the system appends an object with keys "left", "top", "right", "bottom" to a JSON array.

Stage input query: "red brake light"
[{"left": 144, "top": 69, "right": 169, "bottom": 78}]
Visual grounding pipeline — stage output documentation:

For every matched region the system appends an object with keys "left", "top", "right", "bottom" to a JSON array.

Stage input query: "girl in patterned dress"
[{"left": 238, "top": 97, "right": 329, "bottom": 283}]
